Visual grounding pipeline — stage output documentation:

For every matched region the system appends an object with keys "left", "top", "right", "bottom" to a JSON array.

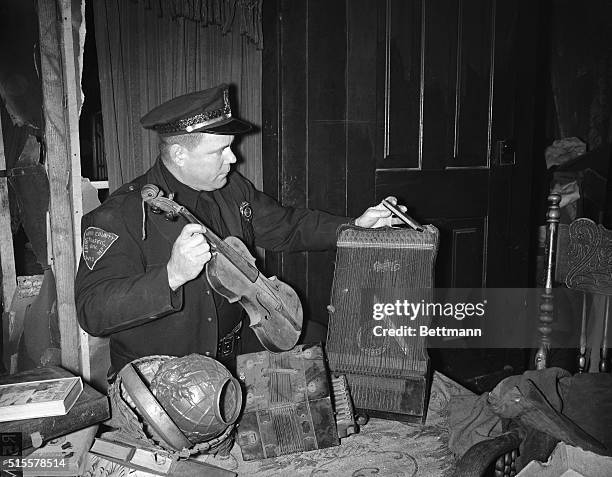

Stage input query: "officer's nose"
[{"left": 224, "top": 148, "right": 237, "bottom": 164}]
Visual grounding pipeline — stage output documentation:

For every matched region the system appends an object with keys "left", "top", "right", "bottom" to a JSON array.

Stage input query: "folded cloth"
[
  {"left": 448, "top": 368, "right": 569, "bottom": 458},
  {"left": 489, "top": 380, "right": 608, "bottom": 456},
  {"left": 489, "top": 367, "right": 612, "bottom": 471},
  {"left": 448, "top": 393, "right": 502, "bottom": 457},
  {"left": 487, "top": 367, "right": 570, "bottom": 418},
  {"left": 449, "top": 366, "right": 612, "bottom": 468},
  {"left": 545, "top": 137, "right": 586, "bottom": 169}
]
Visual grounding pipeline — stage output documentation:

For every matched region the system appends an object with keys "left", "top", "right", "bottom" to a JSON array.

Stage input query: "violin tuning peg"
[
  {"left": 164, "top": 211, "right": 177, "bottom": 221},
  {"left": 150, "top": 206, "right": 162, "bottom": 214}
]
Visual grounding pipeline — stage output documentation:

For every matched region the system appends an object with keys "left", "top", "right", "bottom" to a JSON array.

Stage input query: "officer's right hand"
[{"left": 167, "top": 224, "right": 211, "bottom": 290}]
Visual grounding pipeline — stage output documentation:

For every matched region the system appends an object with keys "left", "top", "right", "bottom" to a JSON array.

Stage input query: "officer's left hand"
[{"left": 354, "top": 196, "right": 408, "bottom": 228}]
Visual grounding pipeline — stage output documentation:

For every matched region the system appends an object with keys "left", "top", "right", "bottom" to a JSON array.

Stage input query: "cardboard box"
[{"left": 517, "top": 442, "right": 612, "bottom": 477}]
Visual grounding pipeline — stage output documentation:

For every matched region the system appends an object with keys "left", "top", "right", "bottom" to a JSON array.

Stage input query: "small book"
[{"left": 0, "top": 376, "right": 83, "bottom": 422}]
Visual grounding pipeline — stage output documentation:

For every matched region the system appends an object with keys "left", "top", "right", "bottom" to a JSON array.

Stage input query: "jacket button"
[
  {"left": 207, "top": 317, "right": 212, "bottom": 322},
  {"left": 128, "top": 184, "right": 135, "bottom": 191},
  {"left": 206, "top": 290, "right": 211, "bottom": 295},
  {"left": 205, "top": 351, "right": 211, "bottom": 356}
]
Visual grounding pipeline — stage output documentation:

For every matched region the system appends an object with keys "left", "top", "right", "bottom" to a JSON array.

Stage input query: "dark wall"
[
  {"left": 531, "top": 0, "right": 612, "bottom": 233},
  {"left": 546, "top": 0, "right": 612, "bottom": 150}
]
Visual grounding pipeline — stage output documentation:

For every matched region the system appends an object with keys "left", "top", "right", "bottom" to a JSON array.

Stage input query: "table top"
[{"left": 197, "top": 371, "right": 472, "bottom": 477}]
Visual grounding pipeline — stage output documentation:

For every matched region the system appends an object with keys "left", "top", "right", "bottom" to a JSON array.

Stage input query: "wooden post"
[
  {"left": 58, "top": 0, "right": 84, "bottom": 261},
  {"left": 37, "top": 0, "right": 82, "bottom": 374},
  {"left": 58, "top": 0, "right": 90, "bottom": 380},
  {"left": 0, "top": 111, "right": 17, "bottom": 369}
]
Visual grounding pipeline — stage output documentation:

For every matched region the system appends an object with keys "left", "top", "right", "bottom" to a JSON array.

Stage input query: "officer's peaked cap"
[{"left": 140, "top": 84, "right": 252, "bottom": 136}]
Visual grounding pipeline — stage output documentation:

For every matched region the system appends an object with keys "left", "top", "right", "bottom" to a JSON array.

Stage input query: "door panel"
[
  {"left": 454, "top": 0, "right": 493, "bottom": 167},
  {"left": 383, "top": 0, "right": 422, "bottom": 168},
  {"left": 422, "top": 0, "right": 459, "bottom": 170}
]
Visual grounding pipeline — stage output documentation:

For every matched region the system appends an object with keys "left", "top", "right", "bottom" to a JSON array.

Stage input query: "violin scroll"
[
  {"left": 141, "top": 184, "right": 181, "bottom": 220},
  {"left": 141, "top": 183, "right": 162, "bottom": 201}
]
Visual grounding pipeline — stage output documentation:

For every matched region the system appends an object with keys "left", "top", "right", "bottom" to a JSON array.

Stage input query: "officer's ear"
[{"left": 168, "top": 143, "right": 187, "bottom": 166}]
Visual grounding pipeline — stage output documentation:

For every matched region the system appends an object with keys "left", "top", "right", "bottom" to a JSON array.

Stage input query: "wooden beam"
[
  {"left": 0, "top": 113, "right": 17, "bottom": 309},
  {"left": 0, "top": 109, "right": 17, "bottom": 372},
  {"left": 37, "top": 0, "right": 81, "bottom": 374},
  {"left": 59, "top": 0, "right": 84, "bottom": 264},
  {"left": 58, "top": 0, "right": 90, "bottom": 380}
]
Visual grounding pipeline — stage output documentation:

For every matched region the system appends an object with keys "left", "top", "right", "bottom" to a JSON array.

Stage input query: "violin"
[{"left": 141, "top": 184, "right": 303, "bottom": 352}]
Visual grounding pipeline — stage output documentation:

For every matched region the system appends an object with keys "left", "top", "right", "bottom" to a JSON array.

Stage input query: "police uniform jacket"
[{"left": 75, "top": 159, "right": 349, "bottom": 372}]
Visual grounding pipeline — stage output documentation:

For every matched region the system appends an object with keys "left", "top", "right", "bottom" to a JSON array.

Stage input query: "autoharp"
[{"left": 326, "top": 224, "right": 439, "bottom": 423}]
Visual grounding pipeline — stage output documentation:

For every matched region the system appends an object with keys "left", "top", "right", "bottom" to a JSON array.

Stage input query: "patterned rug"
[{"left": 198, "top": 372, "right": 473, "bottom": 477}]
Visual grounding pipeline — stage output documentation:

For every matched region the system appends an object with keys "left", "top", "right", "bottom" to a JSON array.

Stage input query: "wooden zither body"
[
  {"left": 326, "top": 224, "right": 440, "bottom": 423},
  {"left": 235, "top": 344, "right": 356, "bottom": 460}
]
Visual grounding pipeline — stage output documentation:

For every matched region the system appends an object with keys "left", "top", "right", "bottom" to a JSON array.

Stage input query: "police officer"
[{"left": 75, "top": 84, "right": 404, "bottom": 376}]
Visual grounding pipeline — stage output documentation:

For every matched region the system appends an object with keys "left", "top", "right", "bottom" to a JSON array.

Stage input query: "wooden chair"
[
  {"left": 536, "top": 193, "right": 611, "bottom": 373},
  {"left": 453, "top": 193, "right": 612, "bottom": 476}
]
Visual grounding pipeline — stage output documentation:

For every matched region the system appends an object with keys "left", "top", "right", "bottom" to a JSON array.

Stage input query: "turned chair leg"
[{"left": 536, "top": 194, "right": 560, "bottom": 371}]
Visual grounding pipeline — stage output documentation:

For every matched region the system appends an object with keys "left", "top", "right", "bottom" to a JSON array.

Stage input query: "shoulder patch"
[{"left": 82, "top": 226, "right": 119, "bottom": 270}]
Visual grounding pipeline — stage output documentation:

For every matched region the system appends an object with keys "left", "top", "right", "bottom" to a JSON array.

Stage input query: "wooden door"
[{"left": 262, "top": 0, "right": 539, "bottom": 324}]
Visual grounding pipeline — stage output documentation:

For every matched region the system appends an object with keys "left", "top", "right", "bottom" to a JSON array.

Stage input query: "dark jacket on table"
[{"left": 75, "top": 158, "right": 348, "bottom": 372}]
